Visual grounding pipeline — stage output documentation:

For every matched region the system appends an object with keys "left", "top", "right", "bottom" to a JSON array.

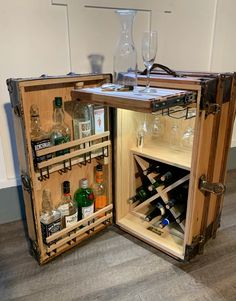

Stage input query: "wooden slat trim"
[
  {"left": 36, "top": 131, "right": 110, "bottom": 156},
  {"left": 37, "top": 140, "right": 111, "bottom": 169},
  {"left": 46, "top": 204, "right": 113, "bottom": 243},
  {"left": 46, "top": 213, "right": 113, "bottom": 253}
]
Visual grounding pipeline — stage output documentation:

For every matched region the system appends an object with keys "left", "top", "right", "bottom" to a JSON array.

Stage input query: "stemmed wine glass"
[{"left": 141, "top": 31, "right": 157, "bottom": 93}]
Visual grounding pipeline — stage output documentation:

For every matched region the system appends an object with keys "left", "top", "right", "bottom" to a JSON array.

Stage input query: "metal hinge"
[
  {"left": 14, "top": 104, "right": 23, "bottom": 117},
  {"left": 184, "top": 234, "right": 204, "bottom": 261},
  {"left": 21, "top": 173, "right": 32, "bottom": 192},
  {"left": 29, "top": 239, "right": 41, "bottom": 262},
  {"left": 199, "top": 175, "right": 225, "bottom": 195}
]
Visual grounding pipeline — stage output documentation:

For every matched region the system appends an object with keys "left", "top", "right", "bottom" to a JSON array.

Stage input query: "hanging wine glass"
[
  {"left": 151, "top": 115, "right": 164, "bottom": 139},
  {"left": 141, "top": 31, "right": 157, "bottom": 93}
]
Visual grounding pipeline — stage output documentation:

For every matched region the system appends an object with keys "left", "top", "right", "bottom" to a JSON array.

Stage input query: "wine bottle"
[
  {"left": 145, "top": 202, "right": 165, "bottom": 222},
  {"left": 165, "top": 198, "right": 177, "bottom": 209},
  {"left": 143, "top": 164, "right": 161, "bottom": 176},
  {"left": 148, "top": 171, "right": 173, "bottom": 191},
  {"left": 128, "top": 186, "right": 152, "bottom": 204},
  {"left": 159, "top": 215, "right": 175, "bottom": 229}
]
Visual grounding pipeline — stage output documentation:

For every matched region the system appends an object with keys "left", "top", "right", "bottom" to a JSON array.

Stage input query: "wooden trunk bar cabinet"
[{"left": 7, "top": 70, "right": 236, "bottom": 264}]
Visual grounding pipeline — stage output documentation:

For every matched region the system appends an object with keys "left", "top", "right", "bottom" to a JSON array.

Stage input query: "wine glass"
[{"left": 141, "top": 31, "right": 157, "bottom": 93}]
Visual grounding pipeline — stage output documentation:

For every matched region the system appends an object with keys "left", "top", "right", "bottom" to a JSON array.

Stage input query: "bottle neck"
[
  {"left": 116, "top": 11, "right": 136, "bottom": 44},
  {"left": 53, "top": 107, "right": 64, "bottom": 125}
]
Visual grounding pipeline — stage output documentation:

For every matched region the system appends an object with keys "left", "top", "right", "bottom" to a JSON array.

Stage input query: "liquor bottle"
[
  {"left": 148, "top": 171, "right": 173, "bottom": 191},
  {"left": 74, "top": 178, "right": 95, "bottom": 220},
  {"left": 92, "top": 105, "right": 105, "bottom": 155},
  {"left": 93, "top": 164, "right": 107, "bottom": 211},
  {"left": 57, "top": 181, "right": 78, "bottom": 228},
  {"left": 30, "top": 104, "right": 51, "bottom": 168},
  {"left": 73, "top": 102, "right": 93, "bottom": 143},
  {"left": 40, "top": 189, "right": 61, "bottom": 244},
  {"left": 159, "top": 214, "right": 175, "bottom": 229},
  {"left": 145, "top": 202, "right": 165, "bottom": 222},
  {"left": 128, "top": 186, "right": 152, "bottom": 205},
  {"left": 50, "top": 97, "right": 71, "bottom": 156},
  {"left": 143, "top": 164, "right": 161, "bottom": 176}
]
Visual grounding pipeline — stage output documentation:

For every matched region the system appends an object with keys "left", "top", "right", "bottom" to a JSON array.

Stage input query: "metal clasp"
[{"left": 199, "top": 175, "right": 225, "bottom": 195}]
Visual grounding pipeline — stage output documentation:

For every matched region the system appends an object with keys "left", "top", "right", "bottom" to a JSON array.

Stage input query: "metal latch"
[
  {"left": 205, "top": 103, "right": 221, "bottom": 116},
  {"left": 199, "top": 175, "right": 225, "bottom": 195}
]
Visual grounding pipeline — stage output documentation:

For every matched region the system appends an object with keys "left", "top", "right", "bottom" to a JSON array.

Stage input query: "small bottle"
[
  {"left": 40, "top": 189, "right": 61, "bottom": 244},
  {"left": 50, "top": 97, "right": 71, "bottom": 156},
  {"left": 143, "top": 164, "right": 161, "bottom": 176},
  {"left": 148, "top": 171, "right": 173, "bottom": 191},
  {"left": 57, "top": 181, "right": 78, "bottom": 228},
  {"left": 128, "top": 186, "right": 151, "bottom": 205},
  {"left": 93, "top": 164, "right": 107, "bottom": 211},
  {"left": 145, "top": 202, "right": 165, "bottom": 222},
  {"left": 159, "top": 215, "right": 175, "bottom": 229},
  {"left": 74, "top": 178, "right": 94, "bottom": 220},
  {"left": 30, "top": 104, "right": 51, "bottom": 168}
]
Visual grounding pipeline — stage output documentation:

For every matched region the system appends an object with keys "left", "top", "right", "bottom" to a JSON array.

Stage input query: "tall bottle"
[
  {"left": 73, "top": 102, "right": 93, "bottom": 143},
  {"left": 40, "top": 189, "right": 61, "bottom": 244},
  {"left": 145, "top": 202, "right": 165, "bottom": 222},
  {"left": 148, "top": 171, "right": 173, "bottom": 191},
  {"left": 50, "top": 97, "right": 71, "bottom": 156},
  {"left": 74, "top": 178, "right": 94, "bottom": 220},
  {"left": 93, "top": 164, "right": 107, "bottom": 211},
  {"left": 30, "top": 104, "right": 51, "bottom": 168},
  {"left": 57, "top": 181, "right": 78, "bottom": 228}
]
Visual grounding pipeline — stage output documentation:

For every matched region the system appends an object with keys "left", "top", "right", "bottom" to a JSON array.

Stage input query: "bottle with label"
[
  {"left": 92, "top": 105, "right": 105, "bottom": 155},
  {"left": 93, "top": 164, "right": 107, "bottom": 211},
  {"left": 74, "top": 178, "right": 94, "bottom": 220},
  {"left": 50, "top": 97, "right": 71, "bottom": 156},
  {"left": 57, "top": 181, "right": 78, "bottom": 228},
  {"left": 128, "top": 186, "right": 153, "bottom": 205},
  {"left": 40, "top": 189, "right": 61, "bottom": 244},
  {"left": 30, "top": 104, "right": 51, "bottom": 168},
  {"left": 148, "top": 171, "right": 173, "bottom": 191},
  {"left": 145, "top": 202, "right": 165, "bottom": 222},
  {"left": 73, "top": 102, "right": 93, "bottom": 142}
]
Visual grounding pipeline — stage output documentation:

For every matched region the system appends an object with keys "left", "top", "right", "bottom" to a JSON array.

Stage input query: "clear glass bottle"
[
  {"left": 50, "top": 97, "right": 71, "bottom": 156},
  {"left": 73, "top": 103, "right": 93, "bottom": 141},
  {"left": 113, "top": 10, "right": 137, "bottom": 88},
  {"left": 93, "top": 164, "right": 107, "bottom": 211},
  {"left": 40, "top": 189, "right": 61, "bottom": 244},
  {"left": 30, "top": 104, "right": 51, "bottom": 168},
  {"left": 74, "top": 178, "right": 94, "bottom": 221},
  {"left": 57, "top": 181, "right": 78, "bottom": 228}
]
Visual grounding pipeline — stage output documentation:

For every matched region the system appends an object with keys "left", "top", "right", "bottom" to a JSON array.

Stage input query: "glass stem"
[{"left": 146, "top": 66, "right": 151, "bottom": 89}]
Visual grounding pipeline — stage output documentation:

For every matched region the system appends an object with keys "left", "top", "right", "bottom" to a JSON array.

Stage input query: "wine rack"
[{"left": 124, "top": 153, "right": 190, "bottom": 256}]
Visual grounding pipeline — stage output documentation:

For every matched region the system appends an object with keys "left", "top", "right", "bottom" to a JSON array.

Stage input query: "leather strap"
[{"left": 140, "top": 63, "right": 184, "bottom": 77}]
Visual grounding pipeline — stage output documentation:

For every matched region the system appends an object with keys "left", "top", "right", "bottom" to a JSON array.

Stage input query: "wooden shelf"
[
  {"left": 131, "top": 141, "right": 192, "bottom": 170},
  {"left": 117, "top": 213, "right": 185, "bottom": 259}
]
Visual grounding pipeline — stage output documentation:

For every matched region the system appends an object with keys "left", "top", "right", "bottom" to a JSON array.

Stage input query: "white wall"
[{"left": 0, "top": 0, "right": 235, "bottom": 190}]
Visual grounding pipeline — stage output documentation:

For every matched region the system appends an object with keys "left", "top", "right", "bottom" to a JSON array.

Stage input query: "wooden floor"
[{"left": 1, "top": 170, "right": 236, "bottom": 301}]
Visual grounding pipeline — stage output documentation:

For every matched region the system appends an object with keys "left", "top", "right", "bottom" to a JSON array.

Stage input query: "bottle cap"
[
  {"left": 80, "top": 178, "right": 88, "bottom": 189},
  {"left": 63, "top": 181, "right": 70, "bottom": 194},
  {"left": 54, "top": 97, "right": 62, "bottom": 107},
  {"left": 96, "top": 164, "right": 103, "bottom": 171}
]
